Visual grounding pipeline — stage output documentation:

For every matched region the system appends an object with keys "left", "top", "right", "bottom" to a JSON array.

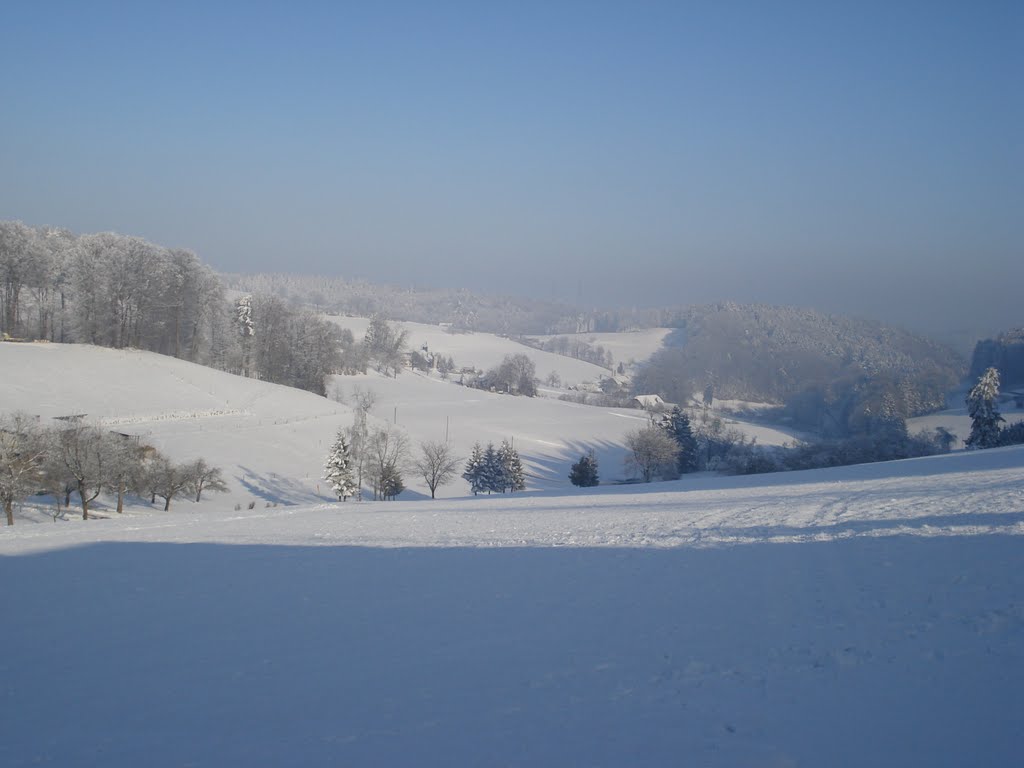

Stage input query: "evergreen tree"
[
  {"left": 324, "top": 430, "right": 357, "bottom": 501},
  {"left": 379, "top": 463, "right": 404, "bottom": 500},
  {"left": 462, "top": 442, "right": 486, "bottom": 495},
  {"left": 659, "top": 406, "right": 698, "bottom": 473},
  {"left": 481, "top": 443, "right": 502, "bottom": 494},
  {"left": 498, "top": 440, "right": 526, "bottom": 492},
  {"left": 569, "top": 451, "right": 599, "bottom": 487},
  {"left": 966, "top": 367, "right": 1004, "bottom": 449}
]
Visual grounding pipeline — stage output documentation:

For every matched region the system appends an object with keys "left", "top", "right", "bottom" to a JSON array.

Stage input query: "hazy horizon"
[{"left": 2, "top": 2, "right": 1020, "bottom": 337}]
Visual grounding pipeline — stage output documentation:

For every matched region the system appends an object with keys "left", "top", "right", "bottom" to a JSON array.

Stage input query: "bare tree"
[
  {"left": 186, "top": 458, "right": 229, "bottom": 502},
  {"left": 0, "top": 412, "right": 46, "bottom": 525},
  {"left": 154, "top": 458, "right": 191, "bottom": 511},
  {"left": 624, "top": 425, "right": 680, "bottom": 482},
  {"left": 365, "top": 426, "right": 409, "bottom": 501},
  {"left": 414, "top": 440, "right": 461, "bottom": 499},
  {"left": 55, "top": 420, "right": 118, "bottom": 519},
  {"left": 135, "top": 449, "right": 166, "bottom": 505},
  {"left": 346, "top": 387, "right": 376, "bottom": 499},
  {"left": 104, "top": 437, "right": 144, "bottom": 514}
]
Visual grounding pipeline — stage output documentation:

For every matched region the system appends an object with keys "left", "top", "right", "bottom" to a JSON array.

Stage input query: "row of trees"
[
  {"left": 0, "top": 413, "right": 226, "bottom": 525},
  {"left": 0, "top": 221, "right": 341, "bottom": 396},
  {"left": 462, "top": 441, "right": 526, "bottom": 495},
  {"left": 324, "top": 389, "right": 465, "bottom": 502}
]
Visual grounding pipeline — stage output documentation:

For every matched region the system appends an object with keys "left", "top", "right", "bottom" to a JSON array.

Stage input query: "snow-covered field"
[
  {"left": 323, "top": 315, "right": 615, "bottom": 387},
  {"left": 3, "top": 340, "right": 1024, "bottom": 766},
  {"left": 2, "top": 446, "right": 1023, "bottom": 766},
  {"left": 0, "top": 341, "right": 801, "bottom": 512}
]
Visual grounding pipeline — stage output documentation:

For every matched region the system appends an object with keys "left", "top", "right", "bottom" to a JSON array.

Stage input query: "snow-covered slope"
[
  {"left": 324, "top": 315, "right": 614, "bottom": 386},
  {"left": 1, "top": 342, "right": 802, "bottom": 514},
  {"left": 530, "top": 327, "right": 673, "bottom": 366},
  {"left": 3, "top": 446, "right": 1022, "bottom": 767}
]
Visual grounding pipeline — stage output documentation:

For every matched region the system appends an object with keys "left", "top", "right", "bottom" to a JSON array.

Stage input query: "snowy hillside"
[
  {"left": 2, "top": 341, "right": 803, "bottom": 515},
  {"left": 2, "top": 446, "right": 1022, "bottom": 766},
  {"left": 323, "top": 315, "right": 616, "bottom": 386}
]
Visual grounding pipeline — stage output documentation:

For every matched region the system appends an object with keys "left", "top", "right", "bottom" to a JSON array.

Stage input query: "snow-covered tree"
[
  {"left": 625, "top": 425, "right": 680, "bottom": 482},
  {"left": 569, "top": 451, "right": 599, "bottom": 487},
  {"left": 186, "top": 458, "right": 229, "bottom": 502},
  {"left": 364, "top": 426, "right": 408, "bottom": 501},
  {"left": 966, "top": 367, "right": 1004, "bottom": 449},
  {"left": 462, "top": 443, "right": 487, "bottom": 495},
  {"left": 481, "top": 443, "right": 502, "bottom": 494},
  {"left": 54, "top": 420, "right": 119, "bottom": 519},
  {"left": 0, "top": 412, "right": 46, "bottom": 526},
  {"left": 659, "top": 406, "right": 698, "bottom": 474},
  {"left": 364, "top": 314, "right": 408, "bottom": 378},
  {"left": 324, "top": 430, "right": 357, "bottom": 501},
  {"left": 497, "top": 440, "right": 526, "bottom": 492}
]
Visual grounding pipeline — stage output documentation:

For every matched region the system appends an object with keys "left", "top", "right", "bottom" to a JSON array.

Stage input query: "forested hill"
[
  {"left": 970, "top": 328, "right": 1024, "bottom": 388},
  {"left": 0, "top": 221, "right": 341, "bottom": 396},
  {"left": 634, "top": 303, "right": 965, "bottom": 430}
]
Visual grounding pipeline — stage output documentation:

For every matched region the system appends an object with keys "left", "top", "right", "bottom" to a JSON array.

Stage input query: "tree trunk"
[
  {"left": 116, "top": 483, "right": 125, "bottom": 514},
  {"left": 163, "top": 497, "right": 171, "bottom": 511},
  {"left": 5, "top": 499, "right": 13, "bottom": 526}
]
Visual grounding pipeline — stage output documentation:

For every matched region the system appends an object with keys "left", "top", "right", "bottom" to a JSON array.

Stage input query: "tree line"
[
  {"left": 0, "top": 412, "right": 227, "bottom": 525},
  {"left": 0, "top": 221, "right": 341, "bottom": 396}
]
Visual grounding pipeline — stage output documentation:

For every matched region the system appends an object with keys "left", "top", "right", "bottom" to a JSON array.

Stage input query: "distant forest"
[
  {"left": 632, "top": 303, "right": 965, "bottom": 435},
  {"left": 0, "top": 221, "right": 340, "bottom": 395}
]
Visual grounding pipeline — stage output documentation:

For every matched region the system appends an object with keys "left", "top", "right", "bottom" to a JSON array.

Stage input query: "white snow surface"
[
  {"left": 3, "top": 443, "right": 1024, "bottom": 767},
  {"left": 0, "top": 342, "right": 800, "bottom": 508},
  {"left": 324, "top": 315, "right": 615, "bottom": 386},
  {"left": 3, "top": 341, "right": 1024, "bottom": 766}
]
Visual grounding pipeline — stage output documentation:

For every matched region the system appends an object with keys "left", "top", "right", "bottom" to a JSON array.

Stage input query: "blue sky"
[{"left": 2, "top": 1, "right": 1021, "bottom": 334}]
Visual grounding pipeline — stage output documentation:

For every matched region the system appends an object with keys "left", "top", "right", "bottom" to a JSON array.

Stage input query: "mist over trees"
[
  {"left": 632, "top": 303, "right": 964, "bottom": 437},
  {"left": 970, "top": 329, "right": 1024, "bottom": 388},
  {"left": 0, "top": 221, "right": 340, "bottom": 396}
]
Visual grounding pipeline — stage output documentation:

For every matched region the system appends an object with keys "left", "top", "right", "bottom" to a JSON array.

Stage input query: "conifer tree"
[
  {"left": 569, "top": 451, "right": 599, "bottom": 487},
  {"left": 498, "top": 440, "right": 526, "bottom": 492},
  {"left": 324, "top": 430, "right": 357, "bottom": 501},
  {"left": 462, "top": 442, "right": 486, "bottom": 495},
  {"left": 966, "top": 367, "right": 1004, "bottom": 449},
  {"left": 481, "top": 443, "right": 502, "bottom": 494},
  {"left": 660, "top": 406, "right": 698, "bottom": 474}
]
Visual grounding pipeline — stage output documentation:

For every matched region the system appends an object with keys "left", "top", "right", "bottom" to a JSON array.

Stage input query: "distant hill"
[
  {"left": 969, "top": 328, "right": 1024, "bottom": 389},
  {"left": 633, "top": 303, "right": 965, "bottom": 431}
]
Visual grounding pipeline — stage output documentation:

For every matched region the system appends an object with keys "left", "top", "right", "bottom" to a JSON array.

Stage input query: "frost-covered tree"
[
  {"left": 462, "top": 443, "right": 487, "bottom": 495},
  {"left": 480, "top": 443, "right": 502, "bottom": 494},
  {"left": 625, "top": 425, "right": 680, "bottom": 482},
  {"left": 324, "top": 431, "right": 357, "bottom": 501},
  {"left": 104, "top": 437, "right": 144, "bottom": 514},
  {"left": 186, "top": 458, "right": 229, "bottom": 502},
  {"left": 153, "top": 457, "right": 193, "bottom": 511},
  {"left": 54, "top": 420, "right": 119, "bottom": 519},
  {"left": 569, "top": 451, "right": 600, "bottom": 487},
  {"left": 414, "top": 440, "right": 460, "bottom": 499},
  {"left": 497, "top": 440, "right": 526, "bottom": 492},
  {"left": 0, "top": 412, "right": 46, "bottom": 526},
  {"left": 364, "top": 314, "right": 408, "bottom": 378},
  {"left": 659, "top": 406, "right": 698, "bottom": 474},
  {"left": 489, "top": 354, "right": 537, "bottom": 396},
  {"left": 364, "top": 426, "right": 408, "bottom": 501},
  {"left": 966, "top": 367, "right": 1004, "bottom": 449}
]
